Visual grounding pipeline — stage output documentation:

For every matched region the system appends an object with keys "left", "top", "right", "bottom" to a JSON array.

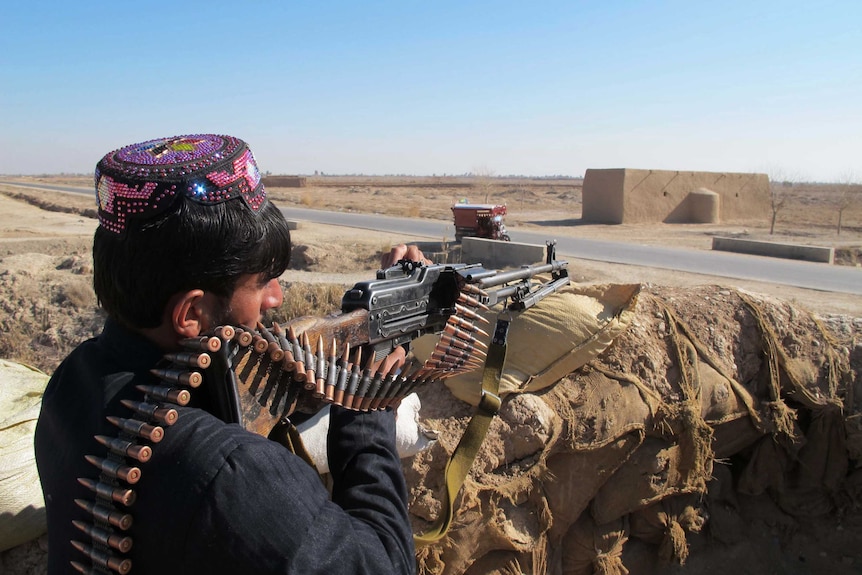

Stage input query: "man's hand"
[
  {"left": 381, "top": 244, "right": 432, "bottom": 269},
  {"left": 370, "top": 344, "right": 408, "bottom": 378},
  {"left": 374, "top": 244, "right": 430, "bottom": 401}
]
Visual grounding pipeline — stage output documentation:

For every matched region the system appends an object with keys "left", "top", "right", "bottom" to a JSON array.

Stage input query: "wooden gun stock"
[{"left": 284, "top": 308, "right": 371, "bottom": 352}]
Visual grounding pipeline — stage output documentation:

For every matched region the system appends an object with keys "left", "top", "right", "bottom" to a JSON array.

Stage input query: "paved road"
[
  {"left": 0, "top": 181, "right": 94, "bottom": 195},
  {"left": 3, "top": 181, "right": 860, "bottom": 295},
  {"left": 280, "top": 207, "right": 862, "bottom": 296}
]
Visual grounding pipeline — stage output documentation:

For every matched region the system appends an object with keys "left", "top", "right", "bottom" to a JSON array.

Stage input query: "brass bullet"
[
  {"left": 94, "top": 434, "right": 152, "bottom": 463},
  {"left": 455, "top": 303, "right": 490, "bottom": 324},
  {"left": 74, "top": 499, "right": 133, "bottom": 531},
  {"left": 120, "top": 399, "right": 179, "bottom": 426},
  {"left": 447, "top": 315, "right": 489, "bottom": 337},
  {"left": 76, "top": 477, "right": 136, "bottom": 507},
  {"left": 343, "top": 347, "right": 363, "bottom": 409},
  {"left": 257, "top": 322, "right": 286, "bottom": 362},
  {"left": 70, "top": 540, "right": 132, "bottom": 575},
  {"left": 149, "top": 368, "right": 202, "bottom": 388},
  {"left": 179, "top": 335, "right": 221, "bottom": 353},
  {"left": 302, "top": 333, "right": 316, "bottom": 390},
  {"left": 214, "top": 325, "right": 236, "bottom": 341},
  {"left": 314, "top": 335, "right": 327, "bottom": 398},
  {"left": 163, "top": 351, "right": 211, "bottom": 369},
  {"left": 136, "top": 384, "right": 191, "bottom": 406},
  {"left": 458, "top": 292, "right": 490, "bottom": 311},
  {"left": 324, "top": 338, "right": 338, "bottom": 402},
  {"left": 333, "top": 343, "right": 351, "bottom": 406},
  {"left": 233, "top": 327, "right": 254, "bottom": 347},
  {"left": 72, "top": 519, "right": 134, "bottom": 553},
  {"left": 288, "top": 326, "right": 306, "bottom": 383},
  {"left": 461, "top": 283, "right": 489, "bottom": 297},
  {"left": 85, "top": 455, "right": 141, "bottom": 485},
  {"left": 107, "top": 415, "right": 165, "bottom": 443},
  {"left": 272, "top": 322, "right": 297, "bottom": 370}
]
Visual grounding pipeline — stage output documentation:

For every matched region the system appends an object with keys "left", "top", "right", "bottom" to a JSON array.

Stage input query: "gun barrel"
[{"left": 472, "top": 260, "right": 568, "bottom": 289}]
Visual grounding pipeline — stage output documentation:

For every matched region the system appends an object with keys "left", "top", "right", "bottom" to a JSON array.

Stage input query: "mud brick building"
[{"left": 582, "top": 168, "right": 769, "bottom": 224}]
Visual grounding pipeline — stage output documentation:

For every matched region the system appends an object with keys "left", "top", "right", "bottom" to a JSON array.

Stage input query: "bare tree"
[
  {"left": 769, "top": 180, "right": 789, "bottom": 235},
  {"left": 471, "top": 166, "right": 496, "bottom": 204},
  {"left": 833, "top": 172, "right": 860, "bottom": 236},
  {"left": 767, "top": 168, "right": 800, "bottom": 235}
]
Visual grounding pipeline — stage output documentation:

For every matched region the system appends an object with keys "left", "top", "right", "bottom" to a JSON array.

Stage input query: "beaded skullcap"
[{"left": 95, "top": 134, "right": 267, "bottom": 234}]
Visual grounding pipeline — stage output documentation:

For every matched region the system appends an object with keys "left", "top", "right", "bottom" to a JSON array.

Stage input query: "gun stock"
[{"left": 282, "top": 309, "right": 372, "bottom": 352}]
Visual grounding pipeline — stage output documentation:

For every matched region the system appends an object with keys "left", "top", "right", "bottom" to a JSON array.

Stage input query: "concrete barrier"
[
  {"left": 461, "top": 237, "right": 545, "bottom": 269},
  {"left": 712, "top": 237, "right": 834, "bottom": 264}
]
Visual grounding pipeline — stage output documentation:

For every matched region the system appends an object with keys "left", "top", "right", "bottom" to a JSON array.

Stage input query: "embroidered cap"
[{"left": 95, "top": 134, "right": 267, "bottom": 234}]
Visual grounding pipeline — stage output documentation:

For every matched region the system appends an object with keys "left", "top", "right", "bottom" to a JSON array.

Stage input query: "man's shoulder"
[
  {"left": 141, "top": 407, "right": 324, "bottom": 504},
  {"left": 152, "top": 407, "right": 304, "bottom": 471},
  {"left": 52, "top": 333, "right": 103, "bottom": 368}
]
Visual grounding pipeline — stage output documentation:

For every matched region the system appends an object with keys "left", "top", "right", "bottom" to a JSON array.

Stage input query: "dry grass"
[
  {"left": 300, "top": 191, "right": 320, "bottom": 208},
  {"left": 0, "top": 187, "right": 98, "bottom": 219},
  {"left": 270, "top": 281, "right": 348, "bottom": 322}
]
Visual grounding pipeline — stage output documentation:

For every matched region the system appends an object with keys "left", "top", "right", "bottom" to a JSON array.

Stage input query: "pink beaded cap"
[{"left": 95, "top": 134, "right": 266, "bottom": 234}]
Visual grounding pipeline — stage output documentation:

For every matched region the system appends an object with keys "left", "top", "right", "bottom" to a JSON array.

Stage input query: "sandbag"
[
  {"left": 410, "top": 284, "right": 857, "bottom": 575},
  {"left": 591, "top": 437, "right": 706, "bottom": 525},
  {"left": 543, "top": 432, "right": 644, "bottom": 544},
  {"left": 561, "top": 514, "right": 629, "bottom": 575},
  {"left": 0, "top": 360, "right": 49, "bottom": 552},
  {"left": 415, "top": 283, "right": 640, "bottom": 406},
  {"left": 628, "top": 494, "right": 706, "bottom": 565}
]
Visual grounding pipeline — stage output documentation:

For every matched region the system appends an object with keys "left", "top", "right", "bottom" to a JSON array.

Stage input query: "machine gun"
[{"left": 156, "top": 242, "right": 570, "bottom": 436}]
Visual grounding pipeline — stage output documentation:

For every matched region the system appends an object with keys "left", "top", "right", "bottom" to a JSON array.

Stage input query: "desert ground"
[
  {"left": 1, "top": 175, "right": 860, "bottom": 574},
  {"left": 3, "top": 174, "right": 860, "bottom": 316}
]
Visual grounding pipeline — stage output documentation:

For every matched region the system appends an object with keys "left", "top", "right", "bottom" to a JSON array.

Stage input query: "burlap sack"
[
  {"left": 628, "top": 494, "right": 706, "bottom": 565},
  {"left": 590, "top": 437, "right": 707, "bottom": 525},
  {"left": 0, "top": 360, "right": 49, "bottom": 552},
  {"left": 415, "top": 283, "right": 640, "bottom": 406},
  {"left": 408, "top": 284, "right": 856, "bottom": 575},
  {"left": 561, "top": 514, "right": 629, "bottom": 575}
]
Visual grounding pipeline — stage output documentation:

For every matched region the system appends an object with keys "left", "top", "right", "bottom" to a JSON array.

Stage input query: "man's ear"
[{"left": 168, "top": 289, "right": 208, "bottom": 338}]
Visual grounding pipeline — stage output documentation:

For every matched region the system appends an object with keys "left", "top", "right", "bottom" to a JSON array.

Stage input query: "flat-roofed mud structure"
[{"left": 582, "top": 168, "right": 769, "bottom": 224}]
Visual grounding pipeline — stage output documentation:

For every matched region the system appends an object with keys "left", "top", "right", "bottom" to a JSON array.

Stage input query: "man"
[{"left": 35, "top": 134, "right": 417, "bottom": 574}]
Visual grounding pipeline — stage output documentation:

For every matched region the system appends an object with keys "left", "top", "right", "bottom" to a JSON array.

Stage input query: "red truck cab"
[{"left": 451, "top": 203, "right": 510, "bottom": 242}]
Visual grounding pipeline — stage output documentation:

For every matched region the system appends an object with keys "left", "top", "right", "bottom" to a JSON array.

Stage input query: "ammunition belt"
[
  {"left": 71, "top": 310, "right": 491, "bottom": 573},
  {"left": 217, "top": 321, "right": 488, "bottom": 435},
  {"left": 69, "top": 332, "right": 220, "bottom": 575}
]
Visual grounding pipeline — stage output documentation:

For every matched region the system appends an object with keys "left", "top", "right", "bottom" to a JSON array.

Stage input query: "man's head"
[{"left": 92, "top": 134, "right": 291, "bottom": 340}]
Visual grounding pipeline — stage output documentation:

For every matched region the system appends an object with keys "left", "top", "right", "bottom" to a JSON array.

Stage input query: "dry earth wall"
[
  {"left": 582, "top": 168, "right": 770, "bottom": 224},
  {"left": 262, "top": 175, "right": 307, "bottom": 188}
]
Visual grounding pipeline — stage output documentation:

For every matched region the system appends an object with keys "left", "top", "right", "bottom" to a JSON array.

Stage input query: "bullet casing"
[
  {"left": 76, "top": 478, "right": 136, "bottom": 507},
  {"left": 72, "top": 520, "right": 134, "bottom": 553},
  {"left": 75, "top": 499, "right": 133, "bottom": 531}
]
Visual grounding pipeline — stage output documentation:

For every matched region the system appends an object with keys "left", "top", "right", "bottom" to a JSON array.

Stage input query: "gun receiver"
[{"left": 342, "top": 241, "right": 570, "bottom": 362}]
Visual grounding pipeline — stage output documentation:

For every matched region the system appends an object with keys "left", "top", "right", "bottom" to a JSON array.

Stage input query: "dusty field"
[
  {"left": 3, "top": 174, "right": 861, "bottom": 315},
  {"left": 0, "top": 176, "right": 861, "bottom": 574}
]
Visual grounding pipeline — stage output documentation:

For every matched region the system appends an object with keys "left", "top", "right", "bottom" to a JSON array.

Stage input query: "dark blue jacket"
[{"left": 35, "top": 319, "right": 416, "bottom": 574}]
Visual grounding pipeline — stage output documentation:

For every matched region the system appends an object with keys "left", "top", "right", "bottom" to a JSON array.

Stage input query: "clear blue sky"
[{"left": 1, "top": 1, "right": 860, "bottom": 181}]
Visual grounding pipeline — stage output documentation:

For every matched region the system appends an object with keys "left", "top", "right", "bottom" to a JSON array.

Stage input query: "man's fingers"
[
  {"left": 369, "top": 345, "right": 407, "bottom": 375},
  {"left": 381, "top": 243, "right": 432, "bottom": 268},
  {"left": 402, "top": 245, "right": 430, "bottom": 264},
  {"left": 381, "top": 244, "right": 408, "bottom": 268}
]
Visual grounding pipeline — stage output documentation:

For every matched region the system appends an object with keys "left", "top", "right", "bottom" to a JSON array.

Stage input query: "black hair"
[{"left": 93, "top": 197, "right": 291, "bottom": 329}]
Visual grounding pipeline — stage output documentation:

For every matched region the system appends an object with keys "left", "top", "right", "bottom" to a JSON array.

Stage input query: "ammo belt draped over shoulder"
[{"left": 70, "top": 316, "right": 491, "bottom": 573}]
